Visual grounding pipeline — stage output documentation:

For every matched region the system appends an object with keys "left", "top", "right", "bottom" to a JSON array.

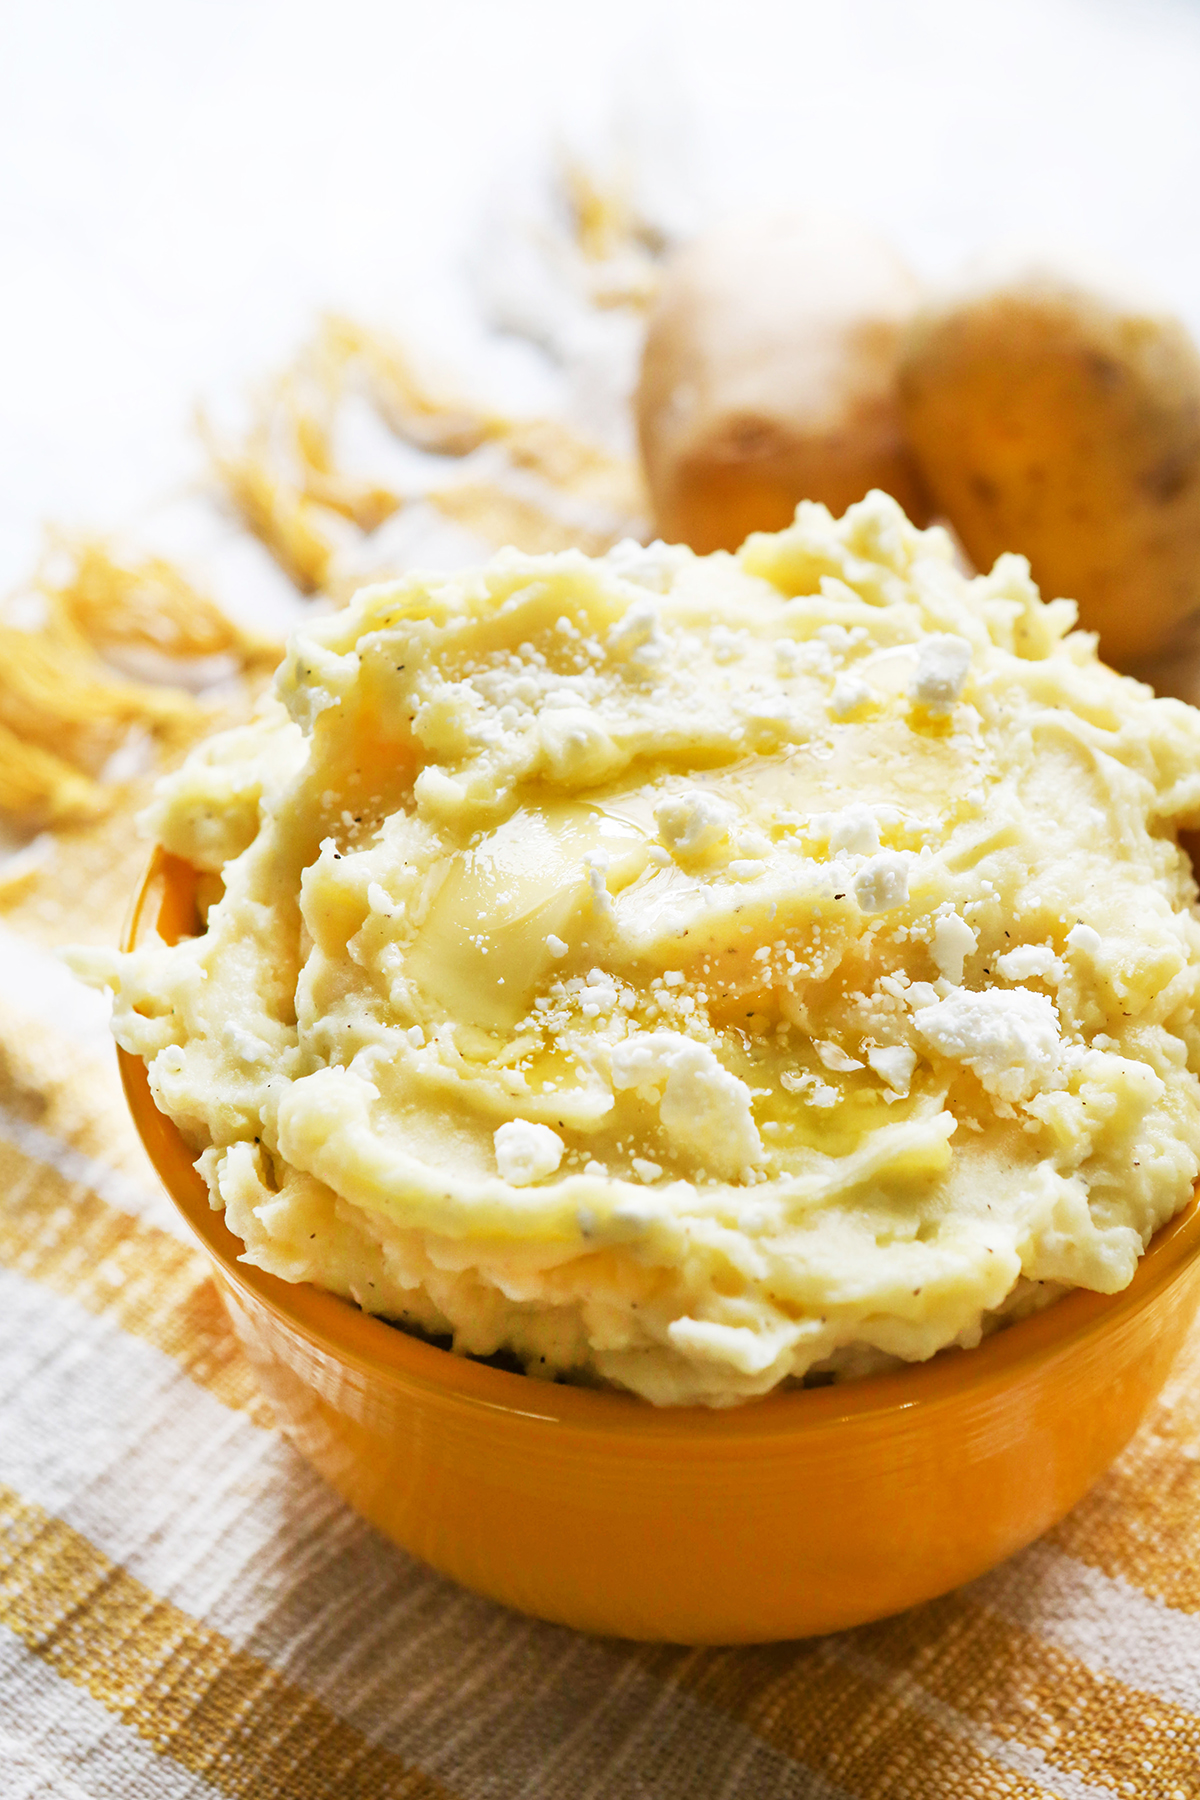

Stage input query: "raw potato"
[
  {"left": 898, "top": 264, "right": 1200, "bottom": 666},
  {"left": 637, "top": 212, "right": 930, "bottom": 553}
]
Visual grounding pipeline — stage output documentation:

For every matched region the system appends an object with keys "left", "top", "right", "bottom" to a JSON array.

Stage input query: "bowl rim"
[{"left": 121, "top": 847, "right": 1200, "bottom": 1440}]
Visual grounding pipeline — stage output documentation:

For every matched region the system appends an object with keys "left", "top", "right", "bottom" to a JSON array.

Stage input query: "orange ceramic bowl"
[{"left": 120, "top": 849, "right": 1200, "bottom": 1644}]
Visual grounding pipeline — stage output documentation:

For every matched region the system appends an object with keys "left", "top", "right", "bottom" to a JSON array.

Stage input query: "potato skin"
[
  {"left": 898, "top": 269, "right": 1200, "bottom": 665},
  {"left": 637, "top": 213, "right": 930, "bottom": 553}
]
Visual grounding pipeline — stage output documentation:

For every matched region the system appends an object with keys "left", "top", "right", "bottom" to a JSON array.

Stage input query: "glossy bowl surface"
[{"left": 120, "top": 849, "right": 1200, "bottom": 1642}]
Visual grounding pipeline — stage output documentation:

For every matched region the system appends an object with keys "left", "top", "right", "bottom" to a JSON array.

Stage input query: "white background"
[{"left": 5, "top": 0, "right": 1200, "bottom": 596}]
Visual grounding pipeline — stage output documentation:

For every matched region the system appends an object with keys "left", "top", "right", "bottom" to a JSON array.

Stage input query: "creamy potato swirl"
[{"left": 81, "top": 494, "right": 1200, "bottom": 1404}]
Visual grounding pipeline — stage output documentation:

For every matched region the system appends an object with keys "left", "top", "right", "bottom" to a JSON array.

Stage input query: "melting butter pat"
[{"left": 406, "top": 803, "right": 647, "bottom": 1031}]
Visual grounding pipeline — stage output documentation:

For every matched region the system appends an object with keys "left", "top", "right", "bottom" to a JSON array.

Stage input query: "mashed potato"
[{"left": 78, "top": 493, "right": 1200, "bottom": 1405}]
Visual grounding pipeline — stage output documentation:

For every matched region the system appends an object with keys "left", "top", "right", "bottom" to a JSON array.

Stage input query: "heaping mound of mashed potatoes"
[{"left": 78, "top": 493, "right": 1200, "bottom": 1405}]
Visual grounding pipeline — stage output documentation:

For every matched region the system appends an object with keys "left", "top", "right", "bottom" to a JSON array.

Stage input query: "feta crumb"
[
  {"left": 605, "top": 538, "right": 682, "bottom": 593},
  {"left": 932, "top": 911, "right": 978, "bottom": 985},
  {"left": 632, "top": 1157, "right": 663, "bottom": 1183},
  {"left": 830, "top": 674, "right": 871, "bottom": 718},
  {"left": 582, "top": 850, "right": 613, "bottom": 916},
  {"left": 815, "top": 1041, "right": 864, "bottom": 1072},
  {"left": 494, "top": 1120, "right": 564, "bottom": 1186},
  {"left": 807, "top": 804, "right": 880, "bottom": 856},
  {"left": 854, "top": 852, "right": 910, "bottom": 914},
  {"left": 1066, "top": 923, "right": 1103, "bottom": 958},
  {"left": 913, "top": 988, "right": 1061, "bottom": 1102},
  {"left": 654, "top": 789, "right": 736, "bottom": 856},
  {"left": 867, "top": 1045, "right": 917, "bottom": 1095},
  {"left": 996, "top": 944, "right": 1063, "bottom": 983},
  {"left": 608, "top": 599, "right": 667, "bottom": 665},
  {"left": 580, "top": 971, "right": 618, "bottom": 1017},
  {"left": 405, "top": 1025, "right": 425, "bottom": 1049},
  {"left": 611, "top": 1031, "right": 763, "bottom": 1177},
  {"left": 584, "top": 1159, "right": 607, "bottom": 1177},
  {"left": 546, "top": 934, "right": 570, "bottom": 959},
  {"left": 909, "top": 634, "right": 972, "bottom": 714}
]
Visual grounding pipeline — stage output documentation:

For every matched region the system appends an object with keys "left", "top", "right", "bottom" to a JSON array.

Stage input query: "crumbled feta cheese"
[
  {"left": 494, "top": 1120, "right": 564, "bottom": 1186},
  {"left": 807, "top": 803, "right": 881, "bottom": 858},
  {"left": 405, "top": 1025, "right": 425, "bottom": 1048},
  {"left": 1067, "top": 923, "right": 1103, "bottom": 958},
  {"left": 611, "top": 1031, "right": 763, "bottom": 1177},
  {"left": 815, "top": 1041, "right": 864, "bottom": 1073},
  {"left": 913, "top": 989, "right": 1061, "bottom": 1102},
  {"left": 582, "top": 850, "right": 613, "bottom": 916},
  {"left": 996, "top": 944, "right": 1063, "bottom": 983},
  {"left": 830, "top": 674, "right": 871, "bottom": 718},
  {"left": 546, "top": 934, "right": 569, "bottom": 959},
  {"left": 608, "top": 599, "right": 667, "bottom": 665},
  {"left": 605, "top": 538, "right": 682, "bottom": 593},
  {"left": 909, "top": 634, "right": 972, "bottom": 714},
  {"left": 632, "top": 1157, "right": 663, "bottom": 1183},
  {"left": 580, "top": 971, "right": 618, "bottom": 1017},
  {"left": 867, "top": 1045, "right": 917, "bottom": 1095},
  {"left": 932, "top": 911, "right": 978, "bottom": 985},
  {"left": 654, "top": 789, "right": 736, "bottom": 856},
  {"left": 854, "top": 852, "right": 910, "bottom": 914}
]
